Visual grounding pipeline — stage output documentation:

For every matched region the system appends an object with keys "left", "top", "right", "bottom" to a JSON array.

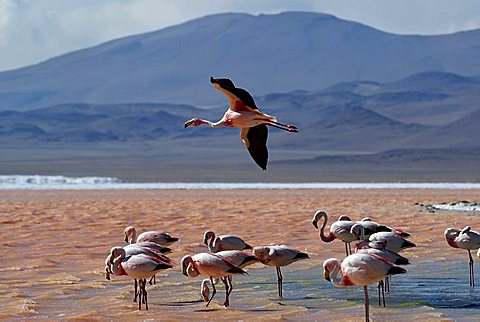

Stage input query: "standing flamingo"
[
  {"left": 368, "top": 231, "right": 416, "bottom": 253},
  {"left": 352, "top": 225, "right": 410, "bottom": 307},
  {"left": 199, "top": 250, "right": 258, "bottom": 303},
  {"left": 181, "top": 252, "right": 247, "bottom": 307},
  {"left": 323, "top": 253, "right": 407, "bottom": 322},
  {"left": 253, "top": 245, "right": 309, "bottom": 298},
  {"left": 445, "top": 226, "right": 480, "bottom": 286},
  {"left": 109, "top": 247, "right": 172, "bottom": 310},
  {"left": 124, "top": 226, "right": 177, "bottom": 285},
  {"left": 124, "top": 226, "right": 179, "bottom": 246},
  {"left": 203, "top": 230, "right": 252, "bottom": 253},
  {"left": 184, "top": 77, "right": 298, "bottom": 170},
  {"left": 312, "top": 210, "right": 358, "bottom": 256}
]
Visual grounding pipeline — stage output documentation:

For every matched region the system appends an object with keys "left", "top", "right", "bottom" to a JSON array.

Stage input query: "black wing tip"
[
  {"left": 155, "top": 263, "right": 173, "bottom": 270},
  {"left": 227, "top": 266, "right": 248, "bottom": 275},
  {"left": 387, "top": 266, "right": 407, "bottom": 276},
  {"left": 294, "top": 252, "right": 309, "bottom": 260},
  {"left": 244, "top": 243, "right": 253, "bottom": 250},
  {"left": 395, "top": 258, "right": 411, "bottom": 265}
]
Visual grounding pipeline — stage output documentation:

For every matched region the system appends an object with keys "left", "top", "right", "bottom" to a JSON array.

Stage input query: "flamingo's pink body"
[
  {"left": 124, "top": 226, "right": 179, "bottom": 246},
  {"left": 312, "top": 210, "right": 357, "bottom": 255},
  {"left": 445, "top": 226, "right": 480, "bottom": 286},
  {"left": 203, "top": 230, "right": 252, "bottom": 253},
  {"left": 368, "top": 231, "right": 416, "bottom": 253},
  {"left": 253, "top": 245, "right": 309, "bottom": 298},
  {"left": 323, "top": 253, "right": 406, "bottom": 321},
  {"left": 110, "top": 247, "right": 172, "bottom": 310},
  {"left": 181, "top": 252, "right": 247, "bottom": 307}
]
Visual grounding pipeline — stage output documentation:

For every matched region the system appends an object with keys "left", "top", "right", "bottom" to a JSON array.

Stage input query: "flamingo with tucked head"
[
  {"left": 445, "top": 226, "right": 480, "bottom": 287},
  {"left": 253, "top": 245, "right": 309, "bottom": 298},
  {"left": 323, "top": 253, "right": 407, "bottom": 322},
  {"left": 184, "top": 77, "right": 298, "bottom": 170}
]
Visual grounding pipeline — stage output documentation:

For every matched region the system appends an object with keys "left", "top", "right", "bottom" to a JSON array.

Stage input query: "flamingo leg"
[
  {"left": 133, "top": 279, "right": 138, "bottom": 302},
  {"left": 268, "top": 119, "right": 297, "bottom": 130},
  {"left": 221, "top": 277, "right": 230, "bottom": 307},
  {"left": 276, "top": 266, "right": 283, "bottom": 298},
  {"left": 206, "top": 276, "right": 217, "bottom": 307},
  {"left": 468, "top": 250, "right": 475, "bottom": 287},
  {"left": 138, "top": 279, "right": 143, "bottom": 310},
  {"left": 266, "top": 122, "right": 298, "bottom": 133},
  {"left": 364, "top": 285, "right": 370, "bottom": 322},
  {"left": 344, "top": 242, "right": 349, "bottom": 257},
  {"left": 143, "top": 279, "right": 148, "bottom": 311},
  {"left": 348, "top": 242, "right": 352, "bottom": 255},
  {"left": 227, "top": 276, "right": 233, "bottom": 298},
  {"left": 149, "top": 274, "right": 156, "bottom": 285}
]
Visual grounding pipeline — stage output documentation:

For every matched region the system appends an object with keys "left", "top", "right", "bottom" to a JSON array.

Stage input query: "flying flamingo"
[
  {"left": 445, "top": 226, "right": 480, "bottom": 287},
  {"left": 124, "top": 226, "right": 179, "bottom": 246},
  {"left": 323, "top": 253, "right": 407, "bottom": 322},
  {"left": 203, "top": 230, "right": 252, "bottom": 253},
  {"left": 253, "top": 245, "right": 309, "bottom": 298},
  {"left": 199, "top": 250, "right": 258, "bottom": 303},
  {"left": 184, "top": 77, "right": 298, "bottom": 170},
  {"left": 181, "top": 252, "right": 247, "bottom": 307},
  {"left": 109, "top": 247, "right": 173, "bottom": 310}
]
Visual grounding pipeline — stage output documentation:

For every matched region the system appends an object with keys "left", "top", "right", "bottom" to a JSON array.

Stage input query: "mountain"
[{"left": 1, "top": 11, "right": 480, "bottom": 111}]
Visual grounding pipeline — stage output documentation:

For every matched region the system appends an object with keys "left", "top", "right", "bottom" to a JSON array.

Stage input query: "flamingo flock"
[{"left": 103, "top": 210, "right": 480, "bottom": 321}]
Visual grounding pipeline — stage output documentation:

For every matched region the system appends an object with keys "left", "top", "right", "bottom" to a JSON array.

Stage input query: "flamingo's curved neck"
[
  {"left": 112, "top": 252, "right": 127, "bottom": 276},
  {"left": 208, "top": 233, "right": 218, "bottom": 252},
  {"left": 320, "top": 214, "right": 336, "bottom": 242},
  {"left": 199, "top": 119, "right": 225, "bottom": 128},
  {"left": 329, "top": 261, "right": 344, "bottom": 286},
  {"left": 130, "top": 229, "right": 137, "bottom": 244}
]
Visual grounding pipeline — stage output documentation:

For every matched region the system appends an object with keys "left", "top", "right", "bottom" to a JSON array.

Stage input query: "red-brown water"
[{"left": 1, "top": 189, "right": 479, "bottom": 321}]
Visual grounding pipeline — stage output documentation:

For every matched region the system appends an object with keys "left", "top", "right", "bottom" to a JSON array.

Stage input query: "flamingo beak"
[
  {"left": 105, "top": 266, "right": 111, "bottom": 280},
  {"left": 182, "top": 264, "right": 188, "bottom": 276},
  {"left": 184, "top": 119, "right": 194, "bottom": 128},
  {"left": 323, "top": 269, "right": 331, "bottom": 282},
  {"left": 124, "top": 233, "right": 128, "bottom": 243},
  {"left": 312, "top": 220, "right": 318, "bottom": 229},
  {"left": 210, "top": 76, "right": 216, "bottom": 84}
]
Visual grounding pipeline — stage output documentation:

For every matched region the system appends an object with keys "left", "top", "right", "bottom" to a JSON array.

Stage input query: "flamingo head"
[
  {"left": 124, "top": 226, "right": 135, "bottom": 243},
  {"left": 203, "top": 231, "right": 214, "bottom": 245},
  {"left": 312, "top": 210, "right": 327, "bottom": 229},
  {"left": 200, "top": 279, "right": 210, "bottom": 302},
  {"left": 184, "top": 118, "right": 205, "bottom": 128},
  {"left": 181, "top": 255, "right": 193, "bottom": 277},
  {"left": 210, "top": 77, "right": 235, "bottom": 91},
  {"left": 322, "top": 258, "right": 340, "bottom": 282},
  {"left": 361, "top": 217, "right": 372, "bottom": 222},
  {"left": 338, "top": 214, "right": 351, "bottom": 221},
  {"left": 444, "top": 228, "right": 461, "bottom": 248},
  {"left": 350, "top": 224, "right": 364, "bottom": 240},
  {"left": 253, "top": 246, "right": 272, "bottom": 264},
  {"left": 109, "top": 246, "right": 125, "bottom": 264}
]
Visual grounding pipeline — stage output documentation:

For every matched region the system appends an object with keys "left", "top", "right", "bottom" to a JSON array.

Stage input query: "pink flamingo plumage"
[
  {"left": 184, "top": 77, "right": 297, "bottom": 170},
  {"left": 445, "top": 226, "right": 480, "bottom": 286},
  {"left": 323, "top": 253, "right": 406, "bottom": 322}
]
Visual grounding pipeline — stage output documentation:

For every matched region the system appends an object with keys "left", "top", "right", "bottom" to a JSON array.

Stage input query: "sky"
[{"left": 1, "top": 0, "right": 479, "bottom": 72}]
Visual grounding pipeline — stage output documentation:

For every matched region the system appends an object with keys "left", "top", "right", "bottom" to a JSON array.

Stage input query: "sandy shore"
[{"left": 1, "top": 189, "right": 479, "bottom": 320}]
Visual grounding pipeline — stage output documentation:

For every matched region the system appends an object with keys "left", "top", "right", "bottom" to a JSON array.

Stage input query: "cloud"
[{"left": 0, "top": 0, "right": 479, "bottom": 71}]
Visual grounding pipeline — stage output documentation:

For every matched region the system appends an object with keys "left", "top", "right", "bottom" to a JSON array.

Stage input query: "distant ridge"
[{"left": 0, "top": 11, "right": 480, "bottom": 110}]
